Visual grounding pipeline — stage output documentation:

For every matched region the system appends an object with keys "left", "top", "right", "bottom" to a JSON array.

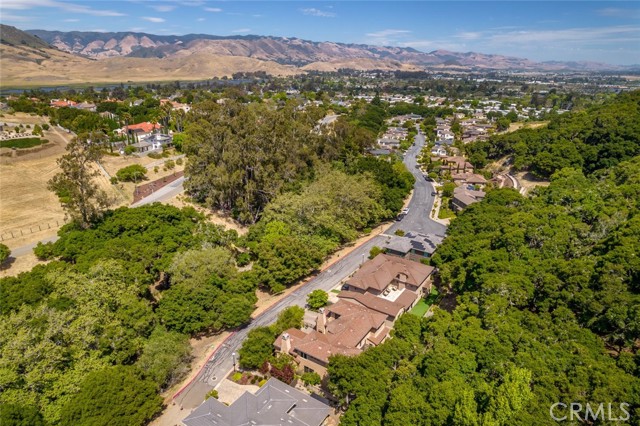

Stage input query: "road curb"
[{"left": 173, "top": 331, "right": 237, "bottom": 400}]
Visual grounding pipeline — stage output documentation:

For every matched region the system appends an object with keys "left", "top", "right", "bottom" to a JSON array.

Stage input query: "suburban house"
[
  {"left": 381, "top": 231, "right": 444, "bottom": 260},
  {"left": 182, "top": 377, "right": 331, "bottom": 426},
  {"left": 50, "top": 99, "right": 77, "bottom": 108},
  {"left": 73, "top": 102, "right": 97, "bottom": 112},
  {"left": 451, "top": 172, "right": 488, "bottom": 187},
  {"left": 275, "top": 300, "right": 389, "bottom": 376},
  {"left": 274, "top": 255, "right": 434, "bottom": 377},
  {"left": 117, "top": 122, "right": 162, "bottom": 140},
  {"left": 451, "top": 186, "right": 486, "bottom": 211},
  {"left": 431, "top": 146, "right": 448, "bottom": 157},
  {"left": 440, "top": 156, "right": 474, "bottom": 174},
  {"left": 343, "top": 254, "right": 434, "bottom": 302}
]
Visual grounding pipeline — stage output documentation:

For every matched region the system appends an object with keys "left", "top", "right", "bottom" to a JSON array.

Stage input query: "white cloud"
[
  {"left": 2, "top": 0, "right": 125, "bottom": 16},
  {"left": 197, "top": 18, "right": 206, "bottom": 22},
  {"left": 150, "top": 4, "right": 176, "bottom": 12},
  {"left": 0, "top": 13, "right": 34, "bottom": 22},
  {"left": 300, "top": 8, "right": 335, "bottom": 18},
  {"left": 204, "top": 7, "right": 222, "bottom": 12},
  {"left": 456, "top": 31, "right": 482, "bottom": 41},
  {"left": 143, "top": 16, "right": 166, "bottom": 23},
  {"left": 598, "top": 8, "right": 640, "bottom": 18},
  {"left": 365, "top": 29, "right": 411, "bottom": 46},
  {"left": 366, "top": 29, "right": 411, "bottom": 38},
  {"left": 398, "top": 40, "right": 434, "bottom": 49},
  {"left": 232, "top": 28, "right": 251, "bottom": 33},
  {"left": 179, "top": 0, "right": 204, "bottom": 6},
  {"left": 488, "top": 25, "right": 640, "bottom": 46}
]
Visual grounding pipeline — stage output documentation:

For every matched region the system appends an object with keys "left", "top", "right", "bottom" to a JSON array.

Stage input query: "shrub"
[
  {"left": 394, "top": 229, "right": 405, "bottom": 236},
  {"left": 232, "top": 372, "right": 242, "bottom": 382},
  {"left": 205, "top": 389, "right": 219, "bottom": 400},
  {"left": 110, "top": 176, "right": 119, "bottom": 184},
  {"left": 176, "top": 158, "right": 184, "bottom": 166},
  {"left": 0, "top": 243, "right": 10, "bottom": 263},
  {"left": 153, "top": 166, "right": 159, "bottom": 173},
  {"left": 148, "top": 152, "right": 162, "bottom": 159},
  {"left": 306, "top": 290, "right": 329, "bottom": 310},
  {"left": 369, "top": 246, "right": 384, "bottom": 259},
  {"left": 116, "top": 164, "right": 147, "bottom": 182},
  {"left": 301, "top": 372, "right": 321, "bottom": 386},
  {"left": 124, "top": 145, "right": 136, "bottom": 155},
  {"left": 258, "top": 379, "right": 267, "bottom": 387},
  {"left": 163, "top": 159, "right": 176, "bottom": 171},
  {"left": 33, "top": 241, "right": 56, "bottom": 260},
  {"left": 236, "top": 252, "right": 251, "bottom": 267}
]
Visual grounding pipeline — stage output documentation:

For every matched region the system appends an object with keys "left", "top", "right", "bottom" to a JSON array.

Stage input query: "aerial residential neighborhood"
[{"left": 0, "top": 2, "right": 638, "bottom": 426}]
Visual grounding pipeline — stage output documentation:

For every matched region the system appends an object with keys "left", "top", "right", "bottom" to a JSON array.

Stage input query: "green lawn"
[
  {"left": 0, "top": 137, "right": 47, "bottom": 149},
  {"left": 409, "top": 299, "right": 430, "bottom": 317},
  {"left": 409, "top": 289, "right": 440, "bottom": 317},
  {"left": 438, "top": 197, "right": 456, "bottom": 219}
]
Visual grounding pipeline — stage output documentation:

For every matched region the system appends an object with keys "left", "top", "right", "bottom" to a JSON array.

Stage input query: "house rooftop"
[
  {"left": 182, "top": 378, "right": 330, "bottom": 426},
  {"left": 381, "top": 232, "right": 444, "bottom": 257},
  {"left": 346, "top": 254, "right": 434, "bottom": 293}
]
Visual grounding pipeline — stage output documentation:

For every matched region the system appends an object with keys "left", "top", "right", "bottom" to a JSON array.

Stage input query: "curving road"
[{"left": 175, "top": 128, "right": 447, "bottom": 410}]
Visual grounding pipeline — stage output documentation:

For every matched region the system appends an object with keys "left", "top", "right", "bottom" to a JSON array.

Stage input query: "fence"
[{"left": 0, "top": 220, "right": 66, "bottom": 242}]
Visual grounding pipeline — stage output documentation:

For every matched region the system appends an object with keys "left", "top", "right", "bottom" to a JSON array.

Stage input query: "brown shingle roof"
[
  {"left": 337, "top": 290, "right": 404, "bottom": 317},
  {"left": 275, "top": 301, "right": 388, "bottom": 363},
  {"left": 346, "top": 254, "right": 434, "bottom": 293}
]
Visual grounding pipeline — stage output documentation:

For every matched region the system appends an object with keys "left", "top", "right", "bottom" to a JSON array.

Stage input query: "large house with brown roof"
[
  {"left": 275, "top": 300, "right": 389, "bottom": 376},
  {"left": 343, "top": 253, "right": 434, "bottom": 300},
  {"left": 451, "top": 185, "right": 486, "bottom": 211},
  {"left": 274, "top": 255, "right": 434, "bottom": 376}
]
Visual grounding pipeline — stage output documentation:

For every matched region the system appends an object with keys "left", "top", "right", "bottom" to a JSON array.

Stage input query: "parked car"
[{"left": 431, "top": 191, "right": 437, "bottom": 196}]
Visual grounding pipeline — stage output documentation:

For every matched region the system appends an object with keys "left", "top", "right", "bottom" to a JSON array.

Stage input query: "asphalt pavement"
[{"left": 175, "top": 127, "right": 448, "bottom": 410}]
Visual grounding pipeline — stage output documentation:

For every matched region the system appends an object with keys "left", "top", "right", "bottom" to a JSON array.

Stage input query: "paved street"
[
  {"left": 130, "top": 176, "right": 185, "bottom": 207},
  {"left": 175, "top": 127, "right": 448, "bottom": 410}
]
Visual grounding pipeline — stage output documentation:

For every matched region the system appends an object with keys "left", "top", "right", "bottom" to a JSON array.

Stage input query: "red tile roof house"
[
  {"left": 116, "top": 122, "right": 162, "bottom": 141},
  {"left": 50, "top": 99, "right": 77, "bottom": 108}
]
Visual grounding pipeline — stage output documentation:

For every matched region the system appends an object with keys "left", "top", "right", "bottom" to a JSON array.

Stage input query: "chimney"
[
  {"left": 316, "top": 308, "right": 327, "bottom": 334},
  {"left": 281, "top": 332, "right": 291, "bottom": 353}
]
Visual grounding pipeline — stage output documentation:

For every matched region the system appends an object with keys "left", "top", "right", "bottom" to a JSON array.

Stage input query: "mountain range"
[
  {"left": 0, "top": 25, "right": 635, "bottom": 87},
  {"left": 28, "top": 29, "right": 625, "bottom": 72}
]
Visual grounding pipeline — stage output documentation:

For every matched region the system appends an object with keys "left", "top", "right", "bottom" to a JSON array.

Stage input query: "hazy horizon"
[{"left": 2, "top": 1, "right": 639, "bottom": 65}]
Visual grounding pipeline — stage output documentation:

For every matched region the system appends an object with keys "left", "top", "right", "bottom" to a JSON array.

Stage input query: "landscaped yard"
[
  {"left": 438, "top": 197, "right": 456, "bottom": 219},
  {"left": 409, "top": 299, "right": 430, "bottom": 317},
  {"left": 0, "top": 137, "right": 47, "bottom": 149},
  {"left": 409, "top": 288, "right": 440, "bottom": 317}
]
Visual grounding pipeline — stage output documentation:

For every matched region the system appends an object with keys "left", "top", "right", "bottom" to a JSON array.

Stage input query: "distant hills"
[
  {"left": 27, "top": 28, "right": 633, "bottom": 72},
  {"left": 0, "top": 24, "right": 635, "bottom": 87}
]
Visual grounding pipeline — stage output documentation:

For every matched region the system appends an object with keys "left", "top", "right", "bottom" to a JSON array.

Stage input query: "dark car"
[{"left": 431, "top": 191, "right": 437, "bottom": 196}]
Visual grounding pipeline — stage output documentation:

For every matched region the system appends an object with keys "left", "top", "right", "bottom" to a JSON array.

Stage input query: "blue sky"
[{"left": 2, "top": 1, "right": 639, "bottom": 65}]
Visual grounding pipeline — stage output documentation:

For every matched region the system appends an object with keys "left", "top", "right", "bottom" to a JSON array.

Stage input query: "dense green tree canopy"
[
  {"left": 59, "top": 366, "right": 162, "bottom": 426},
  {"left": 329, "top": 158, "right": 640, "bottom": 425}
]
